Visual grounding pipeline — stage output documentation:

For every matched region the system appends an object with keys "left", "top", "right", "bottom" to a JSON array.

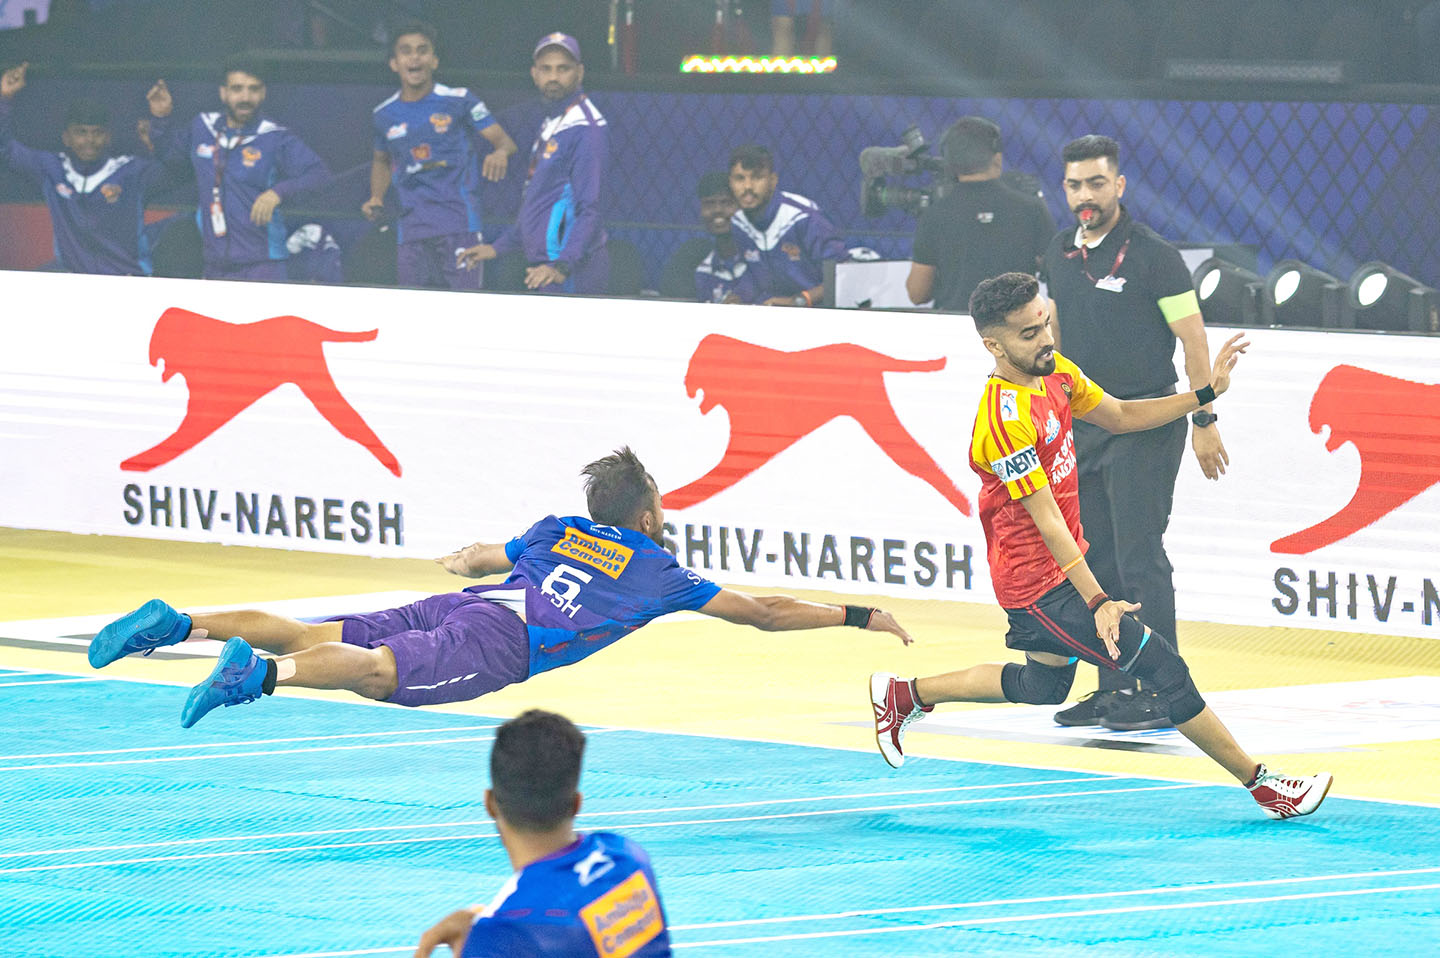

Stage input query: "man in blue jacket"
[
  {"left": 0, "top": 60, "right": 165, "bottom": 275},
  {"left": 144, "top": 62, "right": 330, "bottom": 281},
  {"left": 727, "top": 143, "right": 846, "bottom": 307},
  {"left": 415, "top": 710, "right": 674, "bottom": 957},
  {"left": 459, "top": 33, "right": 610, "bottom": 295}
]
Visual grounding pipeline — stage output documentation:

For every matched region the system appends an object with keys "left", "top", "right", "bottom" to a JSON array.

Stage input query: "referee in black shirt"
[
  {"left": 1042, "top": 134, "right": 1229, "bottom": 732},
  {"left": 906, "top": 116, "right": 1055, "bottom": 312}
]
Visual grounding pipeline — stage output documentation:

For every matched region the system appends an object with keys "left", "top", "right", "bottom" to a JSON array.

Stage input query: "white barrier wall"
[{"left": 2, "top": 271, "right": 1438, "bottom": 639}]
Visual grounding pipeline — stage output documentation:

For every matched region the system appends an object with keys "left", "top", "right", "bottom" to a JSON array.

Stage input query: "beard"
[{"left": 1022, "top": 348, "right": 1057, "bottom": 377}]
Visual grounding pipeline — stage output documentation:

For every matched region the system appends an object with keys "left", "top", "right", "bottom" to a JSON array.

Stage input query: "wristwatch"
[
  {"left": 1191, "top": 411, "right": 1219, "bottom": 428},
  {"left": 792, "top": 293, "right": 809, "bottom": 307},
  {"left": 551, "top": 260, "right": 572, "bottom": 278}
]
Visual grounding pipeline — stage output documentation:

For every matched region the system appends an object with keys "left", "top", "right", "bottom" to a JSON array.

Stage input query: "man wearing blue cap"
[{"left": 459, "top": 33, "right": 610, "bottom": 295}]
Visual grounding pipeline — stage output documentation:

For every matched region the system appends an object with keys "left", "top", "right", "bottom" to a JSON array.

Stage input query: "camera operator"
[{"left": 906, "top": 116, "right": 1054, "bottom": 312}]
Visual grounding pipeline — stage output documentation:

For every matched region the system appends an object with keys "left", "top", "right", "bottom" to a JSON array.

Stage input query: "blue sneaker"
[
  {"left": 181, "top": 637, "right": 266, "bottom": 729},
  {"left": 89, "top": 599, "right": 191, "bottom": 669}
]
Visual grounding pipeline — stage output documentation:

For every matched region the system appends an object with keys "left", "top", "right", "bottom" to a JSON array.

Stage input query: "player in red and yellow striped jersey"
[
  {"left": 970, "top": 348, "right": 1102, "bottom": 610},
  {"left": 871, "top": 272, "right": 1334, "bottom": 820}
]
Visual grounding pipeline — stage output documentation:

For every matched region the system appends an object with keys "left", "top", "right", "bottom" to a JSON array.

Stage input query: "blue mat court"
[{"left": 3, "top": 667, "right": 1438, "bottom": 957}]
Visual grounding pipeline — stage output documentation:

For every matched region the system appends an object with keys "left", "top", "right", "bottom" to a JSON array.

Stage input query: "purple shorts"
[
  {"left": 397, "top": 232, "right": 484, "bottom": 291},
  {"left": 332, "top": 592, "right": 530, "bottom": 707}
]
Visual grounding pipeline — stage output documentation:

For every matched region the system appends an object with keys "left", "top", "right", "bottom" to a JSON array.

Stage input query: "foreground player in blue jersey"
[
  {"left": 0, "top": 61, "right": 166, "bottom": 275},
  {"left": 88, "top": 447, "right": 911, "bottom": 727},
  {"left": 363, "top": 21, "right": 517, "bottom": 291},
  {"left": 415, "top": 709, "right": 672, "bottom": 957}
]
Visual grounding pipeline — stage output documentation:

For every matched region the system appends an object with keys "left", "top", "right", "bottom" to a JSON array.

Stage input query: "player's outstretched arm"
[
  {"left": 436, "top": 542, "right": 514, "bottom": 578},
  {"left": 698, "top": 589, "right": 912, "bottom": 645},
  {"left": 1080, "top": 333, "right": 1249, "bottom": 435}
]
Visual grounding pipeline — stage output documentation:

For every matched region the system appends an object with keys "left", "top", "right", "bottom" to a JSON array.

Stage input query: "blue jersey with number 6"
[{"left": 464, "top": 515, "right": 719, "bottom": 677}]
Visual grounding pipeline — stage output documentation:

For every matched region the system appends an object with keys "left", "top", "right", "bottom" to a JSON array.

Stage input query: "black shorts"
[{"left": 1003, "top": 581, "right": 1151, "bottom": 673}]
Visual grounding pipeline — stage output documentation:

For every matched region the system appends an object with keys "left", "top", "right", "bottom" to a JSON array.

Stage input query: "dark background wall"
[{"left": 4, "top": 0, "right": 1440, "bottom": 287}]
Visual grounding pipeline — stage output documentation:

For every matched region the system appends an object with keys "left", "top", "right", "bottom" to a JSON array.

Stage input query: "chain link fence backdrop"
[
  {"left": 593, "top": 91, "right": 1439, "bottom": 289},
  {"left": 4, "top": 79, "right": 1436, "bottom": 290}
]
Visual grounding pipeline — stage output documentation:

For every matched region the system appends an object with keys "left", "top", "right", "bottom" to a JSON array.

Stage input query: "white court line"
[
  {"left": 6, "top": 664, "right": 1431, "bottom": 810},
  {"left": 672, "top": 882, "right": 1440, "bottom": 947},
  {"left": 247, "top": 867, "right": 1440, "bottom": 958},
  {"left": 2, "top": 776, "right": 1124, "bottom": 860},
  {"left": 0, "top": 724, "right": 503, "bottom": 761},
  {"left": 0, "top": 726, "right": 625, "bottom": 772},
  {"left": 0, "top": 735, "right": 502, "bottom": 772},
  {"left": 0, "top": 677, "right": 106, "bottom": 688},
  {"left": 666, "top": 865, "right": 1440, "bottom": 930},
  {"left": 0, "top": 782, "right": 1200, "bottom": 875},
  {"left": 583, "top": 775, "right": 1124, "bottom": 816},
  {"left": 262, "top": 945, "right": 408, "bottom": 950}
]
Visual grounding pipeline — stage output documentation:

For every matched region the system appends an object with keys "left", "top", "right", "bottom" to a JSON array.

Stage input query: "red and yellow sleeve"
[
  {"left": 972, "top": 381, "right": 1046, "bottom": 499},
  {"left": 1054, "top": 352, "right": 1105, "bottom": 417}
]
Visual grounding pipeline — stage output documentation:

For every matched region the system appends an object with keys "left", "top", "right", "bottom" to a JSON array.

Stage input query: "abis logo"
[
  {"left": 1271, "top": 364, "right": 1440, "bottom": 554},
  {"left": 662, "top": 334, "right": 971, "bottom": 515},
  {"left": 121, "top": 308, "right": 402, "bottom": 476}
]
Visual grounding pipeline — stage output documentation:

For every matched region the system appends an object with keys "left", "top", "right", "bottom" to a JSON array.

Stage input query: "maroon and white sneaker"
[
  {"left": 1248, "top": 765, "right": 1334, "bottom": 820},
  {"left": 870, "top": 672, "right": 932, "bottom": 768}
]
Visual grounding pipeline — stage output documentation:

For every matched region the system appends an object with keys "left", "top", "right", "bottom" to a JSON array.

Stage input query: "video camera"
[
  {"left": 859, "top": 124, "right": 950, "bottom": 218},
  {"left": 861, "top": 122, "right": 1048, "bottom": 218}
]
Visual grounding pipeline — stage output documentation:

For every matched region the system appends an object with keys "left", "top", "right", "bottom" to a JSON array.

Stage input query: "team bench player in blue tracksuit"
[
  {"left": 0, "top": 61, "right": 167, "bottom": 275},
  {"left": 89, "top": 447, "right": 911, "bottom": 727},
  {"left": 415, "top": 709, "right": 673, "bottom": 957}
]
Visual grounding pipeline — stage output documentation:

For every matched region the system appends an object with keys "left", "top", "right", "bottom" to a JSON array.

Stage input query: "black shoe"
[
  {"left": 1099, "top": 691, "right": 1174, "bottom": 731},
  {"left": 1053, "top": 690, "right": 1124, "bottom": 727}
]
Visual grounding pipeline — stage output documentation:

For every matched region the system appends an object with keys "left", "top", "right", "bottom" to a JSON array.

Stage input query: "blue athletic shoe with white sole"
[
  {"left": 88, "top": 599, "right": 191, "bottom": 669},
  {"left": 181, "top": 637, "right": 266, "bottom": 729}
]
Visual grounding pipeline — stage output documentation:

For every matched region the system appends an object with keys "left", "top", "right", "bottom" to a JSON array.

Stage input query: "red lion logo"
[
  {"left": 662, "top": 334, "right": 970, "bottom": 514},
  {"left": 120, "top": 308, "right": 401, "bottom": 476},
  {"left": 1271, "top": 364, "right": 1440, "bottom": 554}
]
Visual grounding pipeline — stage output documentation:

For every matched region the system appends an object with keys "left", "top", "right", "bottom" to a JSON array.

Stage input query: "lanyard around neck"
[{"left": 1067, "top": 234, "right": 1129, "bottom": 284}]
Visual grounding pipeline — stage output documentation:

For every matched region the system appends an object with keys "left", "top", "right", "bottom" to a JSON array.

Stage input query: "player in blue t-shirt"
[
  {"left": 88, "top": 447, "right": 912, "bottom": 728},
  {"left": 363, "top": 21, "right": 518, "bottom": 291},
  {"left": 415, "top": 710, "right": 672, "bottom": 958}
]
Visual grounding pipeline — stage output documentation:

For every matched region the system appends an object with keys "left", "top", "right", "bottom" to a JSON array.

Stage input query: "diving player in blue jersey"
[
  {"left": 363, "top": 21, "right": 518, "bottom": 291},
  {"left": 88, "top": 447, "right": 911, "bottom": 728},
  {"left": 415, "top": 710, "right": 672, "bottom": 958}
]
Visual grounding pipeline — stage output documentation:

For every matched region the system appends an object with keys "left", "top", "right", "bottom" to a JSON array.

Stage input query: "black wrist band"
[
  {"left": 843, "top": 605, "right": 875, "bottom": 628},
  {"left": 1087, "top": 592, "right": 1111, "bottom": 611},
  {"left": 1195, "top": 384, "right": 1216, "bottom": 407}
]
